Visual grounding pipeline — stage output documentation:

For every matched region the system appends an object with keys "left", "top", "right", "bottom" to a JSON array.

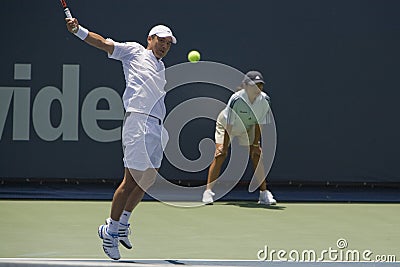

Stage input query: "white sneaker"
[
  {"left": 98, "top": 224, "right": 120, "bottom": 260},
  {"left": 258, "top": 190, "right": 277, "bottom": 205},
  {"left": 202, "top": 189, "right": 215, "bottom": 204},
  {"left": 106, "top": 218, "right": 132, "bottom": 249}
]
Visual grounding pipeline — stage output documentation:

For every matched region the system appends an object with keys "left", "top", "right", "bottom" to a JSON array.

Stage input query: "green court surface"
[{"left": 0, "top": 201, "right": 399, "bottom": 261}]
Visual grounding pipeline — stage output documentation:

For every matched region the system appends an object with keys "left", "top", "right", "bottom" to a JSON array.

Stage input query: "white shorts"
[
  {"left": 122, "top": 113, "right": 168, "bottom": 171},
  {"left": 215, "top": 112, "right": 255, "bottom": 146}
]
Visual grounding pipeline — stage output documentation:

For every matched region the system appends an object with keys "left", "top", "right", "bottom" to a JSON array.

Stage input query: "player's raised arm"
[{"left": 65, "top": 18, "right": 114, "bottom": 55}]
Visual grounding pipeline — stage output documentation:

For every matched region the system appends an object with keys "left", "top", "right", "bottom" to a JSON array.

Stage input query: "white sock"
[
  {"left": 119, "top": 210, "right": 132, "bottom": 226},
  {"left": 107, "top": 218, "right": 119, "bottom": 235}
]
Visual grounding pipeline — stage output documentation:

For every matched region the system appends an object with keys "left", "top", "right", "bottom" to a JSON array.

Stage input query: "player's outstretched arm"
[{"left": 65, "top": 18, "right": 114, "bottom": 55}]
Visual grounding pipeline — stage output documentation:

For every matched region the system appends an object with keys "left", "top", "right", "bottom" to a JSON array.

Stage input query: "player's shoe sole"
[
  {"left": 257, "top": 200, "right": 277, "bottom": 205},
  {"left": 258, "top": 190, "right": 277, "bottom": 205}
]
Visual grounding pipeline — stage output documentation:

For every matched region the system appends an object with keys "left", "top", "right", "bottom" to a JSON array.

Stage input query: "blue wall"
[{"left": 1, "top": 0, "right": 400, "bottom": 183}]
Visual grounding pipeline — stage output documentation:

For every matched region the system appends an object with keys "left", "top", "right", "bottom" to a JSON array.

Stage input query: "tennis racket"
[{"left": 60, "top": 0, "right": 77, "bottom": 31}]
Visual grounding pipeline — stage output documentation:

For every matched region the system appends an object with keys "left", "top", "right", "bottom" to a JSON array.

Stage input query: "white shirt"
[
  {"left": 108, "top": 40, "right": 167, "bottom": 120},
  {"left": 220, "top": 89, "right": 271, "bottom": 134}
]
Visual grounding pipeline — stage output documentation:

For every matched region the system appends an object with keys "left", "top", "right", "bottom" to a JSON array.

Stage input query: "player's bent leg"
[
  {"left": 110, "top": 169, "right": 138, "bottom": 220},
  {"left": 203, "top": 145, "right": 227, "bottom": 204},
  {"left": 98, "top": 168, "right": 139, "bottom": 259},
  {"left": 124, "top": 168, "right": 146, "bottom": 210},
  {"left": 115, "top": 168, "right": 149, "bottom": 250},
  {"left": 118, "top": 179, "right": 143, "bottom": 250},
  {"left": 250, "top": 152, "right": 265, "bottom": 189},
  {"left": 207, "top": 144, "right": 228, "bottom": 188},
  {"left": 131, "top": 168, "right": 157, "bottom": 192},
  {"left": 114, "top": 168, "right": 156, "bottom": 249},
  {"left": 250, "top": 150, "right": 277, "bottom": 205}
]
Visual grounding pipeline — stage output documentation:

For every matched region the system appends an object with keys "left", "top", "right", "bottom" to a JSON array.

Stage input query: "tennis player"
[
  {"left": 65, "top": 19, "right": 177, "bottom": 260},
  {"left": 202, "top": 71, "right": 277, "bottom": 205}
]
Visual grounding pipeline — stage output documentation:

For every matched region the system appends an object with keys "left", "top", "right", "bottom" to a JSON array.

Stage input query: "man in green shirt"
[{"left": 202, "top": 71, "right": 276, "bottom": 205}]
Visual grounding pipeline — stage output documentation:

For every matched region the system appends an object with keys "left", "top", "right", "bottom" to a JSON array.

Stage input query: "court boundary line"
[{"left": 0, "top": 258, "right": 398, "bottom": 263}]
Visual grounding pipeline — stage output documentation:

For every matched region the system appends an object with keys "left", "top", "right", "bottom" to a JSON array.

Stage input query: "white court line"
[{"left": 0, "top": 258, "right": 398, "bottom": 267}]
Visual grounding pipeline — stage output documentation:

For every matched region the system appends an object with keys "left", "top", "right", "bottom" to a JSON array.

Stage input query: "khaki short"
[{"left": 214, "top": 112, "right": 255, "bottom": 146}]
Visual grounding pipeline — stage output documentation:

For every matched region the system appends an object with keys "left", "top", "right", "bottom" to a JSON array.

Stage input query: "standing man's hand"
[
  {"left": 251, "top": 124, "right": 262, "bottom": 158},
  {"left": 215, "top": 144, "right": 227, "bottom": 157},
  {"left": 250, "top": 144, "right": 262, "bottom": 158},
  {"left": 216, "top": 125, "right": 231, "bottom": 157},
  {"left": 65, "top": 18, "right": 79, "bottom": 33}
]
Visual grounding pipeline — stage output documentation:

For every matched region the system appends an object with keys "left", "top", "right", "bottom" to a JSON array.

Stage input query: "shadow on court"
[
  {"left": 119, "top": 260, "right": 186, "bottom": 265},
  {"left": 221, "top": 202, "right": 286, "bottom": 210}
]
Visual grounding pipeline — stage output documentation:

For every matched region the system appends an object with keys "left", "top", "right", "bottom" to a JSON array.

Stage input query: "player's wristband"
[{"left": 74, "top": 26, "right": 89, "bottom": 40}]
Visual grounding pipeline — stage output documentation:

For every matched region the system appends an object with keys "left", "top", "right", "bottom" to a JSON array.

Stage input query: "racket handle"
[
  {"left": 64, "top": 7, "right": 73, "bottom": 18},
  {"left": 63, "top": 7, "right": 77, "bottom": 32}
]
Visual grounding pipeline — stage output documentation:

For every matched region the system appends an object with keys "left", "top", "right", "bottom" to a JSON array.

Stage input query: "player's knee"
[
  {"left": 119, "top": 178, "right": 136, "bottom": 192},
  {"left": 138, "top": 179, "right": 155, "bottom": 192},
  {"left": 136, "top": 169, "right": 157, "bottom": 191}
]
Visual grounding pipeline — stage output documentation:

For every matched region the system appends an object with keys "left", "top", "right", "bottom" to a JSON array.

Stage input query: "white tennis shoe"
[
  {"left": 106, "top": 218, "right": 132, "bottom": 249},
  {"left": 258, "top": 190, "right": 277, "bottom": 205},
  {"left": 98, "top": 224, "right": 120, "bottom": 260},
  {"left": 202, "top": 189, "right": 215, "bottom": 204}
]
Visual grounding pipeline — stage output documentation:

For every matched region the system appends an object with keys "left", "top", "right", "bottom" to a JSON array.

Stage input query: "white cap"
[{"left": 148, "top": 25, "right": 177, "bottom": 44}]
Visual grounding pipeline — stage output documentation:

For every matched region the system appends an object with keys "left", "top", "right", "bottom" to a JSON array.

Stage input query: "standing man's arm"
[{"left": 65, "top": 18, "right": 114, "bottom": 55}]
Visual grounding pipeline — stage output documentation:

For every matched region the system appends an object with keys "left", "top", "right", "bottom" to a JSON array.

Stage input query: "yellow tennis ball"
[{"left": 188, "top": 50, "right": 201, "bottom": 63}]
